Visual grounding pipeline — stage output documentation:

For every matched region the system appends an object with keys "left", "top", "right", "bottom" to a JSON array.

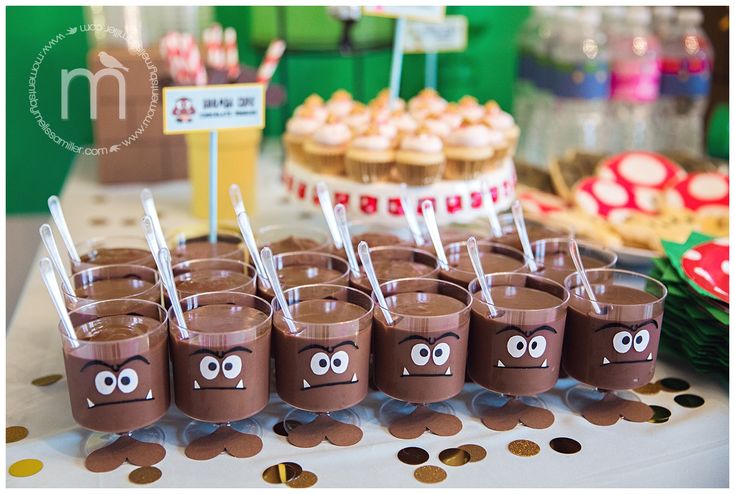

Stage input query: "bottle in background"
[
  {"left": 656, "top": 7, "right": 713, "bottom": 155},
  {"left": 652, "top": 6, "right": 677, "bottom": 41},
  {"left": 550, "top": 7, "right": 611, "bottom": 159},
  {"left": 609, "top": 6, "right": 661, "bottom": 152},
  {"left": 602, "top": 6, "right": 627, "bottom": 40}
]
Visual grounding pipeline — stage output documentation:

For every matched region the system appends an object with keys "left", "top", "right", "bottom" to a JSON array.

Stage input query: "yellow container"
[{"left": 186, "top": 128, "right": 262, "bottom": 223}]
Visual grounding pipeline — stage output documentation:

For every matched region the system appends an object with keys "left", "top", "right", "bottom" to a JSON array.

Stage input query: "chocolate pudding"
[
  {"left": 490, "top": 214, "right": 572, "bottom": 252},
  {"left": 273, "top": 286, "right": 373, "bottom": 413},
  {"left": 531, "top": 239, "right": 616, "bottom": 285},
  {"left": 468, "top": 274, "right": 569, "bottom": 397},
  {"left": 257, "top": 252, "right": 349, "bottom": 302},
  {"left": 257, "top": 225, "right": 331, "bottom": 255},
  {"left": 563, "top": 270, "right": 666, "bottom": 390},
  {"left": 173, "top": 259, "right": 256, "bottom": 298},
  {"left": 64, "top": 265, "right": 161, "bottom": 310},
  {"left": 441, "top": 241, "right": 526, "bottom": 288},
  {"left": 417, "top": 226, "right": 477, "bottom": 253},
  {"left": 350, "top": 247, "right": 439, "bottom": 294},
  {"left": 171, "top": 233, "right": 244, "bottom": 263},
  {"left": 263, "top": 236, "right": 321, "bottom": 255},
  {"left": 373, "top": 279, "right": 471, "bottom": 404},
  {"left": 169, "top": 293, "right": 272, "bottom": 423},
  {"left": 62, "top": 300, "right": 169, "bottom": 433}
]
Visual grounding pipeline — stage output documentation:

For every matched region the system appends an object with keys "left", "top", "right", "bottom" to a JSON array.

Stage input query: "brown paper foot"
[
  {"left": 287, "top": 414, "right": 363, "bottom": 448},
  {"left": 85, "top": 435, "right": 166, "bottom": 473},
  {"left": 480, "top": 398, "right": 555, "bottom": 431},
  {"left": 582, "top": 392, "right": 654, "bottom": 426},
  {"left": 185, "top": 426, "right": 263, "bottom": 461},
  {"left": 388, "top": 405, "right": 462, "bottom": 439}
]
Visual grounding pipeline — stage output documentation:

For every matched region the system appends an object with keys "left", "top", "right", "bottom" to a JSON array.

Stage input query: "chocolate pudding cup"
[
  {"left": 73, "top": 235, "right": 155, "bottom": 274},
  {"left": 257, "top": 251, "right": 349, "bottom": 302},
  {"left": 257, "top": 224, "right": 331, "bottom": 255},
  {"left": 373, "top": 278, "right": 472, "bottom": 404},
  {"left": 350, "top": 246, "right": 439, "bottom": 294},
  {"left": 272, "top": 284, "right": 374, "bottom": 414},
  {"left": 487, "top": 213, "right": 573, "bottom": 252},
  {"left": 170, "top": 230, "right": 245, "bottom": 264},
  {"left": 468, "top": 273, "right": 569, "bottom": 397},
  {"left": 416, "top": 224, "right": 482, "bottom": 253},
  {"left": 63, "top": 264, "right": 161, "bottom": 311},
  {"left": 336, "top": 221, "right": 414, "bottom": 258},
  {"left": 169, "top": 291, "right": 272, "bottom": 424},
  {"left": 60, "top": 299, "right": 170, "bottom": 434},
  {"left": 531, "top": 238, "right": 617, "bottom": 285},
  {"left": 442, "top": 240, "right": 527, "bottom": 288},
  {"left": 563, "top": 269, "right": 667, "bottom": 391},
  {"left": 172, "top": 258, "right": 257, "bottom": 299}
]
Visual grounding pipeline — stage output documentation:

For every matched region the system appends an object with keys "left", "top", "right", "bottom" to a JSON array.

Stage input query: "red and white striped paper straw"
[{"left": 256, "top": 39, "right": 286, "bottom": 85}]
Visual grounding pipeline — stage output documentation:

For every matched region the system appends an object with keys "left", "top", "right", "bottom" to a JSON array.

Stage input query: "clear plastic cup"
[
  {"left": 488, "top": 213, "right": 574, "bottom": 251},
  {"left": 350, "top": 246, "right": 439, "bottom": 294},
  {"left": 257, "top": 251, "right": 349, "bottom": 302},
  {"left": 172, "top": 258, "right": 257, "bottom": 298},
  {"left": 531, "top": 237, "right": 617, "bottom": 285},
  {"left": 442, "top": 240, "right": 527, "bottom": 288},
  {"left": 63, "top": 264, "right": 161, "bottom": 311},
  {"left": 169, "top": 228, "right": 245, "bottom": 264},
  {"left": 256, "top": 224, "right": 332, "bottom": 255},
  {"left": 72, "top": 235, "right": 155, "bottom": 274}
]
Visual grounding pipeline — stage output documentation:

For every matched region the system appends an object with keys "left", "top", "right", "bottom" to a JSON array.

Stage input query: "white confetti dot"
[
  {"left": 618, "top": 154, "right": 668, "bottom": 186},
  {"left": 688, "top": 174, "right": 728, "bottom": 201},
  {"left": 592, "top": 180, "right": 629, "bottom": 207},
  {"left": 721, "top": 260, "right": 729, "bottom": 276},
  {"left": 575, "top": 190, "right": 600, "bottom": 215},
  {"left": 683, "top": 249, "right": 703, "bottom": 261}
]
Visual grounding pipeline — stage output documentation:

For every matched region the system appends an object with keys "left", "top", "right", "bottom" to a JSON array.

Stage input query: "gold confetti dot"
[
  {"left": 121, "top": 217, "right": 137, "bottom": 227},
  {"left": 129, "top": 466, "right": 162, "bottom": 484},
  {"left": 8, "top": 459, "right": 43, "bottom": 477},
  {"left": 31, "top": 374, "right": 62, "bottom": 386},
  {"left": 397, "top": 447, "right": 429, "bottom": 465},
  {"left": 634, "top": 382, "right": 661, "bottom": 395},
  {"left": 648, "top": 405, "right": 672, "bottom": 424},
  {"left": 6, "top": 426, "right": 28, "bottom": 443},
  {"left": 674, "top": 394, "right": 704, "bottom": 408},
  {"left": 89, "top": 218, "right": 108, "bottom": 227},
  {"left": 508, "top": 439, "right": 540, "bottom": 457},
  {"left": 659, "top": 377, "right": 690, "bottom": 392},
  {"left": 439, "top": 447, "right": 470, "bottom": 467},
  {"left": 263, "top": 462, "right": 302, "bottom": 484},
  {"left": 458, "top": 444, "right": 486, "bottom": 463},
  {"left": 92, "top": 195, "right": 107, "bottom": 204},
  {"left": 549, "top": 437, "right": 581, "bottom": 454},
  {"left": 273, "top": 420, "right": 301, "bottom": 437},
  {"left": 413, "top": 465, "right": 447, "bottom": 484},
  {"left": 286, "top": 470, "right": 318, "bottom": 488}
]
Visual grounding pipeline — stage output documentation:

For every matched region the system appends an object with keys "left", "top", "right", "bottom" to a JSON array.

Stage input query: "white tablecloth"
[{"left": 6, "top": 143, "right": 729, "bottom": 487}]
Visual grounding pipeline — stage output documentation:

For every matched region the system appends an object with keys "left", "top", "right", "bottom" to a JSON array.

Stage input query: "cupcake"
[
  {"left": 283, "top": 107, "right": 321, "bottom": 164},
  {"left": 440, "top": 103, "right": 463, "bottom": 129},
  {"left": 408, "top": 88, "right": 447, "bottom": 118},
  {"left": 294, "top": 94, "right": 328, "bottom": 122},
  {"left": 344, "top": 103, "right": 371, "bottom": 134},
  {"left": 303, "top": 117, "right": 351, "bottom": 175},
  {"left": 345, "top": 126, "right": 396, "bottom": 183},
  {"left": 422, "top": 117, "right": 452, "bottom": 140},
  {"left": 326, "top": 89, "right": 354, "bottom": 118},
  {"left": 484, "top": 101, "right": 520, "bottom": 156},
  {"left": 370, "top": 88, "right": 406, "bottom": 113},
  {"left": 395, "top": 128, "right": 445, "bottom": 185},
  {"left": 457, "top": 95, "right": 485, "bottom": 123},
  {"left": 444, "top": 121, "right": 495, "bottom": 180},
  {"left": 390, "top": 111, "right": 419, "bottom": 137}
]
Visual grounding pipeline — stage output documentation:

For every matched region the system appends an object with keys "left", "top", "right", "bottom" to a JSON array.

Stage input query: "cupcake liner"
[
  {"left": 345, "top": 157, "right": 394, "bottom": 183},
  {"left": 395, "top": 161, "right": 444, "bottom": 186},
  {"left": 304, "top": 149, "right": 346, "bottom": 175},
  {"left": 284, "top": 134, "right": 307, "bottom": 164},
  {"left": 480, "top": 153, "right": 506, "bottom": 174},
  {"left": 444, "top": 157, "right": 490, "bottom": 180}
]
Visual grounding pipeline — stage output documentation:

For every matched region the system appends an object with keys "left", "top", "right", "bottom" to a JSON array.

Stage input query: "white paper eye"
[
  {"left": 94, "top": 371, "right": 116, "bottom": 395},
  {"left": 222, "top": 355, "right": 242, "bottom": 379},
  {"left": 432, "top": 343, "right": 450, "bottom": 366},
  {"left": 528, "top": 335, "right": 547, "bottom": 358},
  {"left": 613, "top": 331, "right": 633, "bottom": 354},
  {"left": 410, "top": 343, "right": 431, "bottom": 366},
  {"left": 633, "top": 330, "right": 650, "bottom": 352},
  {"left": 507, "top": 335, "right": 527, "bottom": 358},
  {"left": 117, "top": 368, "right": 138, "bottom": 394},
  {"left": 331, "top": 351, "right": 349, "bottom": 374},
  {"left": 310, "top": 352, "right": 330, "bottom": 376},
  {"left": 199, "top": 356, "right": 220, "bottom": 380}
]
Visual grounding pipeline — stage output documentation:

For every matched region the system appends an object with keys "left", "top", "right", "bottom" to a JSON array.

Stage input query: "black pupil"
[
  {"left": 635, "top": 335, "right": 643, "bottom": 344},
  {"left": 622, "top": 335, "right": 631, "bottom": 345},
  {"left": 120, "top": 376, "right": 130, "bottom": 385},
  {"left": 104, "top": 377, "right": 114, "bottom": 386},
  {"left": 516, "top": 341, "right": 524, "bottom": 351},
  {"left": 531, "top": 341, "right": 537, "bottom": 349},
  {"left": 435, "top": 349, "right": 442, "bottom": 357},
  {"left": 319, "top": 359, "right": 328, "bottom": 368},
  {"left": 208, "top": 362, "right": 217, "bottom": 371},
  {"left": 333, "top": 359, "right": 341, "bottom": 367},
  {"left": 224, "top": 363, "right": 233, "bottom": 371},
  {"left": 420, "top": 348, "right": 429, "bottom": 357}
]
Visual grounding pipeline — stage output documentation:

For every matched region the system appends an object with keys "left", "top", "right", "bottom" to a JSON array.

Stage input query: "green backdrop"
[{"left": 6, "top": 6, "right": 528, "bottom": 214}]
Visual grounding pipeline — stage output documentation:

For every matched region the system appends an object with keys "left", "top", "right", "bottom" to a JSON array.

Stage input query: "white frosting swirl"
[
  {"left": 485, "top": 111, "right": 515, "bottom": 130},
  {"left": 286, "top": 116, "right": 320, "bottom": 136},
  {"left": 422, "top": 118, "right": 451, "bottom": 138},
  {"left": 352, "top": 134, "right": 392, "bottom": 151},
  {"left": 391, "top": 114, "right": 418, "bottom": 133},
  {"left": 312, "top": 123, "right": 351, "bottom": 146},
  {"left": 446, "top": 125, "right": 494, "bottom": 147},
  {"left": 401, "top": 134, "right": 443, "bottom": 154}
]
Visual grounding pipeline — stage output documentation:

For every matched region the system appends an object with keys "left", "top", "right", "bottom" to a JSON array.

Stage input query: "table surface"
[{"left": 6, "top": 143, "right": 729, "bottom": 487}]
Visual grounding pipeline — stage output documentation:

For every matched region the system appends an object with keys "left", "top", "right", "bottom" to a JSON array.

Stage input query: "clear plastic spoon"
[
  {"left": 511, "top": 200, "right": 539, "bottom": 272},
  {"left": 466, "top": 236, "right": 498, "bottom": 317},
  {"left": 229, "top": 183, "right": 245, "bottom": 216},
  {"left": 420, "top": 200, "right": 449, "bottom": 270},
  {"left": 334, "top": 204, "right": 360, "bottom": 277},
  {"left": 39, "top": 257, "right": 78, "bottom": 348},
  {"left": 140, "top": 188, "right": 167, "bottom": 252},
  {"left": 261, "top": 246, "right": 297, "bottom": 333},
  {"left": 157, "top": 247, "right": 189, "bottom": 337},
  {"left": 357, "top": 241, "right": 394, "bottom": 325},
  {"left": 39, "top": 224, "right": 75, "bottom": 296},
  {"left": 482, "top": 180, "right": 503, "bottom": 238},
  {"left": 236, "top": 211, "right": 268, "bottom": 285},
  {"left": 47, "top": 195, "right": 80, "bottom": 263},
  {"left": 569, "top": 239, "right": 604, "bottom": 315},
  {"left": 399, "top": 183, "right": 425, "bottom": 247},
  {"left": 316, "top": 181, "right": 343, "bottom": 250}
]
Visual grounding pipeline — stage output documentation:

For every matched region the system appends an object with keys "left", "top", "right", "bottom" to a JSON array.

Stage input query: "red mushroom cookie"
[
  {"left": 681, "top": 238, "right": 729, "bottom": 303},
  {"left": 574, "top": 176, "right": 658, "bottom": 224},
  {"left": 517, "top": 187, "right": 569, "bottom": 216},
  {"left": 665, "top": 172, "right": 729, "bottom": 217},
  {"left": 598, "top": 151, "right": 685, "bottom": 191}
]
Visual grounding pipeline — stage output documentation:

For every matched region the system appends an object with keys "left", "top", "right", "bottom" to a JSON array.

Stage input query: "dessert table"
[{"left": 6, "top": 141, "right": 729, "bottom": 487}]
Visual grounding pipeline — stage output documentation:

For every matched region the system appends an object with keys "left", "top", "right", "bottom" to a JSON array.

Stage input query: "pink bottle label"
[{"left": 610, "top": 59, "right": 661, "bottom": 103}]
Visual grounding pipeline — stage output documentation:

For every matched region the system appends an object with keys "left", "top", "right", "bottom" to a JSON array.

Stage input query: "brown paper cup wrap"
[
  {"left": 345, "top": 157, "right": 394, "bottom": 183},
  {"left": 283, "top": 133, "right": 307, "bottom": 164},
  {"left": 444, "top": 158, "right": 491, "bottom": 180},
  {"left": 303, "top": 147, "right": 346, "bottom": 176}
]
